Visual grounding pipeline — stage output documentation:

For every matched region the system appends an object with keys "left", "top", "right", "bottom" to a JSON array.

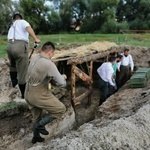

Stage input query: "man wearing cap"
[{"left": 7, "top": 13, "right": 40, "bottom": 99}]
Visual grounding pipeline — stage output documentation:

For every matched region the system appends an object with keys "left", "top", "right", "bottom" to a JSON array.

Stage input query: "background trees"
[
  {"left": 0, "top": 0, "right": 13, "bottom": 35},
  {"left": 0, "top": 0, "right": 149, "bottom": 35}
]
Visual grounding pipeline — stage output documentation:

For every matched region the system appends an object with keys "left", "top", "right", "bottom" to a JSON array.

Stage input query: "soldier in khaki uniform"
[
  {"left": 7, "top": 13, "right": 40, "bottom": 99},
  {"left": 25, "top": 41, "right": 66, "bottom": 144}
]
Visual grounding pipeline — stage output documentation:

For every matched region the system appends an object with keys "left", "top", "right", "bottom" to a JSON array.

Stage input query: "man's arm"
[
  {"left": 48, "top": 62, "right": 66, "bottom": 87},
  {"left": 26, "top": 26, "right": 40, "bottom": 43},
  {"left": 129, "top": 55, "right": 134, "bottom": 72}
]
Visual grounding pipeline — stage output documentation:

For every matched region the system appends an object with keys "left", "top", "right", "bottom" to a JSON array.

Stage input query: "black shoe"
[
  {"left": 32, "top": 136, "right": 45, "bottom": 144},
  {"left": 37, "top": 125, "right": 49, "bottom": 135}
]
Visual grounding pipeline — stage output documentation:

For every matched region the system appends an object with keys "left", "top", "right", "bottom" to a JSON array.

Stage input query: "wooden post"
[
  {"left": 87, "top": 61, "right": 93, "bottom": 105},
  {"left": 71, "top": 64, "right": 76, "bottom": 107}
]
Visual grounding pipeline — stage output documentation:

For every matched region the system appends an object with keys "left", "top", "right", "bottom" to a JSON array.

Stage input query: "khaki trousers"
[
  {"left": 25, "top": 83, "right": 66, "bottom": 123},
  {"left": 7, "top": 40, "right": 29, "bottom": 84}
]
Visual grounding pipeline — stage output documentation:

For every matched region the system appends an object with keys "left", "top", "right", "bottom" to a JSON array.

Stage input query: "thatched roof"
[{"left": 52, "top": 41, "right": 118, "bottom": 62}]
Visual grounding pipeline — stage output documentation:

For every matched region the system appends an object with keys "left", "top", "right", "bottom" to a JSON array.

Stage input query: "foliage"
[
  {"left": 116, "top": 0, "right": 150, "bottom": 30},
  {"left": 101, "top": 18, "right": 118, "bottom": 33},
  {"left": 0, "top": 0, "right": 150, "bottom": 34},
  {"left": 0, "top": 0, "right": 13, "bottom": 35},
  {"left": 20, "top": 0, "right": 50, "bottom": 34}
]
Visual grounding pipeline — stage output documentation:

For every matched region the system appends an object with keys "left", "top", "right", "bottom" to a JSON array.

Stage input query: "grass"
[
  {"left": 1, "top": 33, "right": 150, "bottom": 58},
  {"left": 0, "top": 101, "right": 17, "bottom": 110}
]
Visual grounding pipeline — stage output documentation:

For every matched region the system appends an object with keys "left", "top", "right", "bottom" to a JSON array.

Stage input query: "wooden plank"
[{"left": 73, "top": 89, "right": 93, "bottom": 106}]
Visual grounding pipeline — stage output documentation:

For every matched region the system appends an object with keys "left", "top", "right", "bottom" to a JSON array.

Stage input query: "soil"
[{"left": 0, "top": 43, "right": 150, "bottom": 149}]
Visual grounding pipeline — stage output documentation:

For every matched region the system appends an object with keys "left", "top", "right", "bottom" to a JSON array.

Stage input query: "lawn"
[{"left": 0, "top": 33, "right": 150, "bottom": 58}]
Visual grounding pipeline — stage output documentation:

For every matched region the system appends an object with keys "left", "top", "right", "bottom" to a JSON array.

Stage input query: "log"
[
  {"left": 74, "top": 66, "right": 93, "bottom": 84},
  {"left": 73, "top": 89, "right": 93, "bottom": 106},
  {"left": 67, "top": 48, "right": 123, "bottom": 65},
  {"left": 87, "top": 61, "right": 93, "bottom": 105},
  {"left": 71, "top": 65, "right": 76, "bottom": 107}
]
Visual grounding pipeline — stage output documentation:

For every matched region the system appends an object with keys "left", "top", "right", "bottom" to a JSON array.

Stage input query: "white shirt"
[
  {"left": 7, "top": 19, "right": 30, "bottom": 43},
  {"left": 118, "top": 53, "right": 134, "bottom": 71},
  {"left": 97, "top": 62, "right": 114, "bottom": 85}
]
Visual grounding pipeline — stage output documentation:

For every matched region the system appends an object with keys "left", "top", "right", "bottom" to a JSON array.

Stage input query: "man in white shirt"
[
  {"left": 97, "top": 57, "right": 116, "bottom": 105},
  {"left": 117, "top": 48, "right": 134, "bottom": 88},
  {"left": 7, "top": 13, "right": 40, "bottom": 99}
]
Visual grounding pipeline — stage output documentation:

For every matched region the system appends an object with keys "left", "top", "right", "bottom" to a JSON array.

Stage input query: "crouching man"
[{"left": 25, "top": 41, "right": 67, "bottom": 144}]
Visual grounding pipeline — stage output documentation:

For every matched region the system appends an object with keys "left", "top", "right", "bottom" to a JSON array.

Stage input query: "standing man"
[
  {"left": 111, "top": 54, "right": 123, "bottom": 93},
  {"left": 97, "top": 57, "right": 116, "bottom": 105},
  {"left": 117, "top": 48, "right": 134, "bottom": 88},
  {"left": 7, "top": 13, "right": 40, "bottom": 99},
  {"left": 25, "top": 41, "right": 67, "bottom": 144}
]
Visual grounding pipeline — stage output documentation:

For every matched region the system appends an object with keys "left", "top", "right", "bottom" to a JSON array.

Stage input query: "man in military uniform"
[
  {"left": 25, "top": 41, "right": 67, "bottom": 144},
  {"left": 7, "top": 13, "right": 40, "bottom": 99}
]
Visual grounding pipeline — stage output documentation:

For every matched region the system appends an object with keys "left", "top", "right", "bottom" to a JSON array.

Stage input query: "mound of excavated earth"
[{"left": 26, "top": 81, "right": 150, "bottom": 150}]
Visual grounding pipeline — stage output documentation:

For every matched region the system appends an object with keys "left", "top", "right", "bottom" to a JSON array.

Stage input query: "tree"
[
  {"left": 20, "top": 0, "right": 50, "bottom": 34},
  {"left": 0, "top": 0, "right": 13, "bottom": 35},
  {"left": 80, "top": 0, "right": 120, "bottom": 33},
  {"left": 116, "top": 0, "right": 150, "bottom": 30},
  {"left": 47, "top": 9, "right": 62, "bottom": 33}
]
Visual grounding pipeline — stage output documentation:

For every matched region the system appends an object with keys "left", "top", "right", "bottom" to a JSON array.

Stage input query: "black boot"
[
  {"left": 10, "top": 72, "right": 18, "bottom": 87},
  {"left": 32, "top": 129, "right": 45, "bottom": 144},
  {"left": 18, "top": 84, "right": 26, "bottom": 98},
  {"left": 33, "top": 123, "right": 49, "bottom": 135},
  {"left": 34, "top": 115, "right": 55, "bottom": 135}
]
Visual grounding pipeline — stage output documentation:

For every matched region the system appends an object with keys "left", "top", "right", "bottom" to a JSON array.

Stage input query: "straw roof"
[{"left": 52, "top": 41, "right": 117, "bottom": 61}]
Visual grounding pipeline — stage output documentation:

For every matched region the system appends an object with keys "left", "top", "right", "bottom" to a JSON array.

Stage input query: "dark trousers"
[
  {"left": 98, "top": 77, "right": 109, "bottom": 105},
  {"left": 117, "top": 65, "right": 130, "bottom": 89}
]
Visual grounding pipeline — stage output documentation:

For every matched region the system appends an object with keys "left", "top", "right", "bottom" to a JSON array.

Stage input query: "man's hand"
[
  {"left": 62, "top": 74, "right": 67, "bottom": 80},
  {"left": 131, "top": 70, "right": 134, "bottom": 73},
  {"left": 111, "top": 83, "right": 115, "bottom": 87},
  {"left": 35, "top": 38, "right": 41, "bottom": 43}
]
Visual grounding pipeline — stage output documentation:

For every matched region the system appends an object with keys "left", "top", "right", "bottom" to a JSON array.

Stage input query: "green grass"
[
  {"left": 1, "top": 33, "right": 150, "bottom": 58},
  {"left": 0, "top": 101, "right": 17, "bottom": 110}
]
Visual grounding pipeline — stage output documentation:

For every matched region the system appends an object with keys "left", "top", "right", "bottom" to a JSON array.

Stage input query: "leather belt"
[{"left": 8, "top": 39, "right": 28, "bottom": 44}]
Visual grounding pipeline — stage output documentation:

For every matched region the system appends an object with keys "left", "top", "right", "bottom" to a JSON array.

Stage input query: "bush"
[
  {"left": 117, "top": 21, "right": 129, "bottom": 32},
  {"left": 129, "top": 19, "right": 150, "bottom": 30},
  {"left": 80, "top": 17, "right": 101, "bottom": 33},
  {"left": 100, "top": 19, "right": 118, "bottom": 33}
]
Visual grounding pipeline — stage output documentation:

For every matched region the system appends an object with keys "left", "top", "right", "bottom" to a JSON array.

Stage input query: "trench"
[
  {"left": 0, "top": 58, "right": 106, "bottom": 149},
  {"left": 0, "top": 45, "right": 150, "bottom": 149}
]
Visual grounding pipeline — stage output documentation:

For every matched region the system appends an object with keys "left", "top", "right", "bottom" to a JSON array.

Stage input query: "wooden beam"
[
  {"left": 87, "top": 61, "right": 93, "bottom": 105},
  {"left": 67, "top": 48, "right": 122, "bottom": 65},
  {"left": 71, "top": 64, "right": 76, "bottom": 107},
  {"left": 74, "top": 66, "right": 93, "bottom": 84},
  {"left": 73, "top": 89, "right": 93, "bottom": 106}
]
